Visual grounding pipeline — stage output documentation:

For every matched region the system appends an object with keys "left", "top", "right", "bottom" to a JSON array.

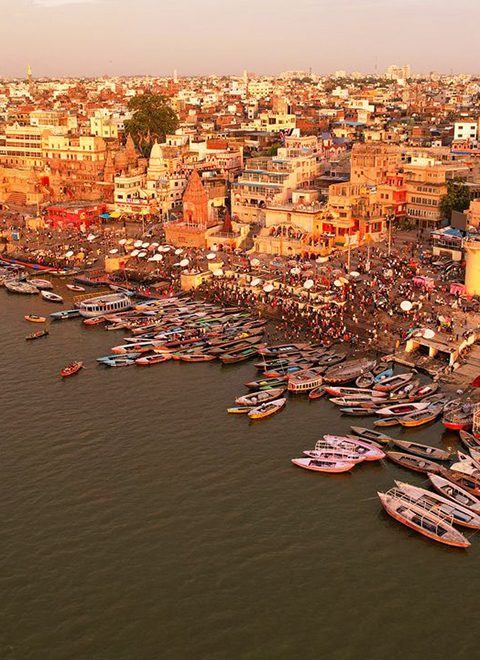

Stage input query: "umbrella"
[
  {"left": 151, "top": 242, "right": 159, "bottom": 247},
  {"left": 119, "top": 239, "right": 127, "bottom": 245},
  {"left": 100, "top": 213, "right": 110, "bottom": 219},
  {"left": 87, "top": 234, "right": 96, "bottom": 242},
  {"left": 163, "top": 246, "right": 171, "bottom": 252},
  {"left": 212, "top": 244, "right": 218, "bottom": 252},
  {"left": 290, "top": 267, "right": 301, "bottom": 275},
  {"left": 349, "top": 271, "right": 360, "bottom": 278},
  {"left": 147, "top": 257, "right": 157, "bottom": 262},
  {"left": 263, "top": 284, "right": 274, "bottom": 293},
  {"left": 152, "top": 253, "right": 163, "bottom": 262},
  {"left": 180, "top": 258, "right": 189, "bottom": 267},
  {"left": 109, "top": 248, "right": 119, "bottom": 255},
  {"left": 207, "top": 253, "right": 216, "bottom": 260},
  {"left": 142, "top": 242, "right": 150, "bottom": 248},
  {"left": 400, "top": 300, "right": 412, "bottom": 312},
  {"left": 65, "top": 250, "right": 74, "bottom": 258},
  {"left": 304, "top": 279, "right": 314, "bottom": 290},
  {"left": 175, "top": 248, "right": 183, "bottom": 255},
  {"left": 250, "top": 258, "right": 260, "bottom": 267},
  {"left": 138, "top": 251, "right": 147, "bottom": 258},
  {"left": 423, "top": 328, "right": 435, "bottom": 339},
  {"left": 333, "top": 279, "right": 342, "bottom": 288},
  {"left": 213, "top": 268, "right": 224, "bottom": 277},
  {"left": 134, "top": 240, "right": 143, "bottom": 248},
  {"left": 130, "top": 249, "right": 139, "bottom": 257},
  {"left": 110, "top": 211, "right": 121, "bottom": 218},
  {"left": 250, "top": 278, "right": 262, "bottom": 287}
]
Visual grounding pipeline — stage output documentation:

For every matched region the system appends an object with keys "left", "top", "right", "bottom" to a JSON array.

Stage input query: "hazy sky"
[{"left": 1, "top": 0, "right": 480, "bottom": 78}]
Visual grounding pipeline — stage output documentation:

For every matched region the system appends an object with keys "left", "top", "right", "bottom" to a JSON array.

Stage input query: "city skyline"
[{"left": 2, "top": 0, "right": 480, "bottom": 78}]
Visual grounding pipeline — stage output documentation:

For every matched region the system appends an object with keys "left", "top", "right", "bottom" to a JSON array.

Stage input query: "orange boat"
[{"left": 60, "top": 361, "right": 84, "bottom": 378}]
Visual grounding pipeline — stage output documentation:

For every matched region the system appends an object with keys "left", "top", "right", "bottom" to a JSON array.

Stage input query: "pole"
[{"left": 388, "top": 214, "right": 393, "bottom": 257}]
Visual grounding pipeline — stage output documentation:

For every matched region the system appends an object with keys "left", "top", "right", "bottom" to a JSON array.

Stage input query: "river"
[{"left": 1, "top": 288, "right": 478, "bottom": 660}]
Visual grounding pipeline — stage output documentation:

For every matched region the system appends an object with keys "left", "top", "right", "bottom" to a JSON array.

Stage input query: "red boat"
[{"left": 61, "top": 361, "right": 84, "bottom": 377}]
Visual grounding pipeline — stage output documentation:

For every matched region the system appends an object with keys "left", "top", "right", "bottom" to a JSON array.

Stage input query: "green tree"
[
  {"left": 124, "top": 93, "right": 179, "bottom": 156},
  {"left": 440, "top": 179, "right": 470, "bottom": 221}
]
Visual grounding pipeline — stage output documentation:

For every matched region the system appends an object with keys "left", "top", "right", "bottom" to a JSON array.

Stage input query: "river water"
[{"left": 1, "top": 288, "right": 478, "bottom": 660}]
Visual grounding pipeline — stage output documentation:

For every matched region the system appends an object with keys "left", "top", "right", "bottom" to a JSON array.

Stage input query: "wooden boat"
[
  {"left": 303, "top": 448, "right": 365, "bottom": 464},
  {"left": 356, "top": 372, "right": 374, "bottom": 388},
  {"left": 442, "top": 398, "right": 473, "bottom": 431},
  {"left": 287, "top": 367, "right": 324, "bottom": 392},
  {"left": 5, "top": 280, "right": 39, "bottom": 294},
  {"left": 428, "top": 473, "right": 480, "bottom": 513},
  {"left": 394, "top": 480, "right": 480, "bottom": 529},
  {"left": 26, "top": 329, "right": 49, "bottom": 341},
  {"left": 323, "top": 357, "right": 376, "bottom": 384},
  {"left": 340, "top": 406, "right": 378, "bottom": 416},
  {"left": 180, "top": 353, "right": 216, "bottom": 362},
  {"left": 66, "top": 284, "right": 86, "bottom": 291},
  {"left": 308, "top": 386, "right": 325, "bottom": 400},
  {"left": 323, "top": 386, "right": 387, "bottom": 398},
  {"left": 391, "top": 439, "right": 451, "bottom": 461},
  {"left": 409, "top": 382, "right": 439, "bottom": 401},
  {"left": 459, "top": 430, "right": 480, "bottom": 451},
  {"left": 372, "top": 361, "right": 392, "bottom": 376},
  {"left": 322, "top": 435, "right": 385, "bottom": 461},
  {"left": 248, "top": 397, "right": 286, "bottom": 420},
  {"left": 227, "top": 407, "right": 251, "bottom": 414},
  {"left": 221, "top": 346, "right": 261, "bottom": 364},
  {"left": 291, "top": 457, "right": 355, "bottom": 474},
  {"left": 99, "top": 357, "right": 135, "bottom": 367},
  {"left": 50, "top": 309, "right": 81, "bottom": 320},
  {"left": 27, "top": 278, "right": 53, "bottom": 290},
  {"left": 41, "top": 290, "right": 64, "bottom": 303},
  {"left": 135, "top": 354, "right": 172, "bottom": 365},
  {"left": 373, "top": 372, "right": 413, "bottom": 392},
  {"left": 386, "top": 451, "right": 442, "bottom": 474},
  {"left": 378, "top": 489, "right": 470, "bottom": 548},
  {"left": 258, "top": 343, "right": 310, "bottom": 358},
  {"left": 60, "top": 361, "right": 83, "bottom": 377},
  {"left": 235, "top": 387, "right": 286, "bottom": 407},
  {"left": 376, "top": 401, "right": 429, "bottom": 417},
  {"left": 436, "top": 466, "right": 480, "bottom": 496},
  {"left": 388, "top": 378, "right": 421, "bottom": 400},
  {"left": 245, "top": 376, "right": 288, "bottom": 391},
  {"left": 398, "top": 406, "right": 443, "bottom": 428},
  {"left": 373, "top": 367, "right": 393, "bottom": 383},
  {"left": 24, "top": 314, "right": 46, "bottom": 323},
  {"left": 374, "top": 417, "right": 401, "bottom": 427},
  {"left": 329, "top": 394, "right": 385, "bottom": 406},
  {"left": 264, "top": 362, "right": 315, "bottom": 378},
  {"left": 316, "top": 352, "right": 345, "bottom": 367},
  {"left": 350, "top": 426, "right": 393, "bottom": 445}
]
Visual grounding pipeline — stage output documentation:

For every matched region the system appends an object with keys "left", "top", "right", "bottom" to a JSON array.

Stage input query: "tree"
[
  {"left": 440, "top": 179, "right": 470, "bottom": 221},
  {"left": 124, "top": 93, "right": 179, "bottom": 156}
]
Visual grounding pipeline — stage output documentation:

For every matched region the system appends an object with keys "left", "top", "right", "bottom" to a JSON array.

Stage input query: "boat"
[
  {"left": 291, "top": 457, "right": 355, "bottom": 474},
  {"left": 378, "top": 488, "right": 470, "bottom": 548},
  {"left": 389, "top": 378, "right": 421, "bottom": 399},
  {"left": 459, "top": 430, "right": 480, "bottom": 451},
  {"left": 220, "top": 346, "right": 261, "bottom": 364},
  {"left": 27, "top": 278, "right": 53, "bottom": 290},
  {"left": 409, "top": 382, "right": 439, "bottom": 401},
  {"left": 428, "top": 473, "right": 480, "bottom": 513},
  {"left": 66, "top": 284, "right": 85, "bottom": 292},
  {"left": 374, "top": 417, "right": 401, "bottom": 427},
  {"left": 77, "top": 293, "right": 132, "bottom": 318},
  {"left": 350, "top": 426, "right": 393, "bottom": 445},
  {"left": 308, "top": 387, "right": 325, "bottom": 400},
  {"left": 245, "top": 376, "right": 289, "bottom": 391},
  {"left": 373, "top": 372, "right": 413, "bottom": 392},
  {"left": 373, "top": 367, "right": 393, "bottom": 383},
  {"left": 41, "top": 290, "right": 64, "bottom": 303},
  {"left": 227, "top": 407, "right": 251, "bottom": 414},
  {"left": 329, "top": 394, "right": 385, "bottom": 406},
  {"left": 322, "top": 386, "right": 387, "bottom": 398},
  {"left": 442, "top": 398, "right": 474, "bottom": 431},
  {"left": 26, "top": 329, "right": 49, "bottom": 341},
  {"left": 135, "top": 354, "right": 172, "bottom": 365},
  {"left": 60, "top": 361, "right": 83, "bottom": 377},
  {"left": 5, "top": 280, "right": 39, "bottom": 294},
  {"left": 50, "top": 309, "right": 81, "bottom": 320},
  {"left": 179, "top": 353, "right": 217, "bottom": 362},
  {"left": 248, "top": 397, "right": 286, "bottom": 420},
  {"left": 356, "top": 372, "right": 374, "bottom": 388},
  {"left": 316, "top": 352, "right": 345, "bottom": 367},
  {"left": 99, "top": 357, "right": 136, "bottom": 367},
  {"left": 287, "top": 367, "right": 324, "bottom": 393},
  {"left": 258, "top": 343, "right": 310, "bottom": 358},
  {"left": 340, "top": 406, "right": 378, "bottom": 416},
  {"left": 386, "top": 451, "right": 442, "bottom": 474},
  {"left": 235, "top": 387, "right": 286, "bottom": 407},
  {"left": 24, "top": 314, "right": 46, "bottom": 323},
  {"left": 83, "top": 316, "right": 106, "bottom": 325},
  {"left": 398, "top": 406, "right": 443, "bottom": 428},
  {"left": 394, "top": 480, "right": 480, "bottom": 529},
  {"left": 375, "top": 401, "right": 429, "bottom": 417},
  {"left": 303, "top": 448, "right": 365, "bottom": 464},
  {"left": 436, "top": 466, "right": 480, "bottom": 496},
  {"left": 323, "top": 357, "right": 376, "bottom": 384},
  {"left": 322, "top": 435, "right": 385, "bottom": 461},
  {"left": 390, "top": 439, "right": 451, "bottom": 461}
]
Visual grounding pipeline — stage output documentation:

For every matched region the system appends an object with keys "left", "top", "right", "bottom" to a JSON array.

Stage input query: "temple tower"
[{"left": 182, "top": 170, "right": 208, "bottom": 228}]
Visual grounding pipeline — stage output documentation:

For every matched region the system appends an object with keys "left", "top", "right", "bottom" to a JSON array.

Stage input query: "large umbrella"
[
  {"left": 304, "top": 279, "right": 314, "bottom": 289},
  {"left": 134, "top": 240, "right": 143, "bottom": 248},
  {"left": 109, "top": 248, "right": 119, "bottom": 255},
  {"left": 213, "top": 268, "right": 224, "bottom": 277},
  {"left": 207, "top": 253, "right": 216, "bottom": 260},
  {"left": 400, "top": 300, "right": 412, "bottom": 312},
  {"left": 175, "top": 248, "right": 183, "bottom": 256},
  {"left": 250, "top": 278, "right": 262, "bottom": 287},
  {"left": 263, "top": 284, "right": 274, "bottom": 293},
  {"left": 180, "top": 258, "right": 189, "bottom": 267},
  {"left": 131, "top": 249, "right": 139, "bottom": 257}
]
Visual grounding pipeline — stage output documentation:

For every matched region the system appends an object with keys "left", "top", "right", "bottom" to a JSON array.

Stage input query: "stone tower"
[{"left": 182, "top": 170, "right": 208, "bottom": 228}]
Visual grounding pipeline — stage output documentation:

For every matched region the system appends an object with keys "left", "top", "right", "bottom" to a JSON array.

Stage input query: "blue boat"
[
  {"left": 50, "top": 309, "right": 81, "bottom": 320},
  {"left": 374, "top": 368, "right": 394, "bottom": 383}
]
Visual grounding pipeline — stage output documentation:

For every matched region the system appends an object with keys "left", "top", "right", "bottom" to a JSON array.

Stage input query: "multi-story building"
[
  {"left": 0, "top": 123, "right": 45, "bottom": 167},
  {"left": 350, "top": 143, "right": 402, "bottom": 185},
  {"left": 454, "top": 120, "right": 478, "bottom": 142}
]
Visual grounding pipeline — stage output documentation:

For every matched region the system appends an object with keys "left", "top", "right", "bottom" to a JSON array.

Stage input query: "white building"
[{"left": 454, "top": 121, "right": 478, "bottom": 142}]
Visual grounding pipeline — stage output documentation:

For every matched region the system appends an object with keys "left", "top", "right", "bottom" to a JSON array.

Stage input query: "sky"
[{"left": 1, "top": 0, "right": 480, "bottom": 78}]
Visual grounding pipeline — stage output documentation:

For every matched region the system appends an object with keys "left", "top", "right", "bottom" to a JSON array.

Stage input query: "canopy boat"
[
  {"left": 409, "top": 382, "right": 439, "bottom": 401},
  {"left": 50, "top": 309, "right": 81, "bottom": 320},
  {"left": 391, "top": 439, "right": 451, "bottom": 461},
  {"left": 66, "top": 284, "right": 86, "bottom": 292},
  {"left": 373, "top": 372, "right": 413, "bottom": 392},
  {"left": 436, "top": 466, "right": 480, "bottom": 496},
  {"left": 248, "top": 397, "right": 286, "bottom": 420},
  {"left": 323, "top": 357, "right": 376, "bottom": 385},
  {"left": 303, "top": 447, "right": 365, "bottom": 464},
  {"left": 394, "top": 480, "right": 480, "bottom": 529},
  {"left": 386, "top": 451, "right": 442, "bottom": 475},
  {"left": 180, "top": 353, "right": 217, "bottom": 362},
  {"left": 376, "top": 401, "right": 429, "bottom": 417},
  {"left": 291, "top": 457, "right": 355, "bottom": 474},
  {"left": 373, "top": 367, "right": 393, "bottom": 383},
  {"left": 227, "top": 406, "right": 252, "bottom": 414},
  {"left": 26, "top": 329, "right": 49, "bottom": 341},
  {"left": 135, "top": 354, "right": 172, "bottom": 365},
  {"left": 60, "top": 361, "right": 83, "bottom": 377},
  {"left": 24, "top": 314, "right": 46, "bottom": 323},
  {"left": 442, "top": 398, "right": 473, "bottom": 431},
  {"left": 398, "top": 406, "right": 443, "bottom": 428},
  {"left": 459, "top": 430, "right": 480, "bottom": 451},
  {"left": 288, "top": 367, "right": 324, "bottom": 393},
  {"left": 5, "top": 280, "right": 39, "bottom": 294},
  {"left": 322, "top": 435, "right": 385, "bottom": 461},
  {"left": 428, "top": 473, "right": 480, "bottom": 513},
  {"left": 235, "top": 387, "right": 286, "bottom": 407},
  {"left": 377, "top": 488, "right": 470, "bottom": 548},
  {"left": 350, "top": 426, "right": 393, "bottom": 445},
  {"left": 308, "top": 386, "right": 325, "bottom": 400},
  {"left": 41, "top": 290, "right": 64, "bottom": 303},
  {"left": 27, "top": 278, "right": 53, "bottom": 290},
  {"left": 356, "top": 372, "right": 374, "bottom": 389}
]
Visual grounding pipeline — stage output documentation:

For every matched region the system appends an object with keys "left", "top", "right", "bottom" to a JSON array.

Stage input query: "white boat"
[
  {"left": 27, "top": 278, "right": 53, "bottom": 290},
  {"left": 321, "top": 435, "right": 386, "bottom": 461},
  {"left": 78, "top": 293, "right": 132, "bottom": 318},
  {"left": 291, "top": 457, "right": 355, "bottom": 473},
  {"left": 41, "top": 290, "right": 64, "bottom": 303},
  {"left": 66, "top": 284, "right": 85, "bottom": 292},
  {"left": 375, "top": 401, "right": 429, "bottom": 417},
  {"left": 5, "top": 280, "right": 39, "bottom": 294}
]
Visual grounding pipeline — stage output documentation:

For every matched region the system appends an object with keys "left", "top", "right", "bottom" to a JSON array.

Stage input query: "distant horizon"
[{"left": 2, "top": 0, "right": 480, "bottom": 78}]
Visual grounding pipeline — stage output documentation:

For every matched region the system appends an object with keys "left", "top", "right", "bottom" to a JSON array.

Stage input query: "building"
[
  {"left": 350, "top": 143, "right": 402, "bottom": 186},
  {"left": 454, "top": 120, "right": 478, "bottom": 142}
]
